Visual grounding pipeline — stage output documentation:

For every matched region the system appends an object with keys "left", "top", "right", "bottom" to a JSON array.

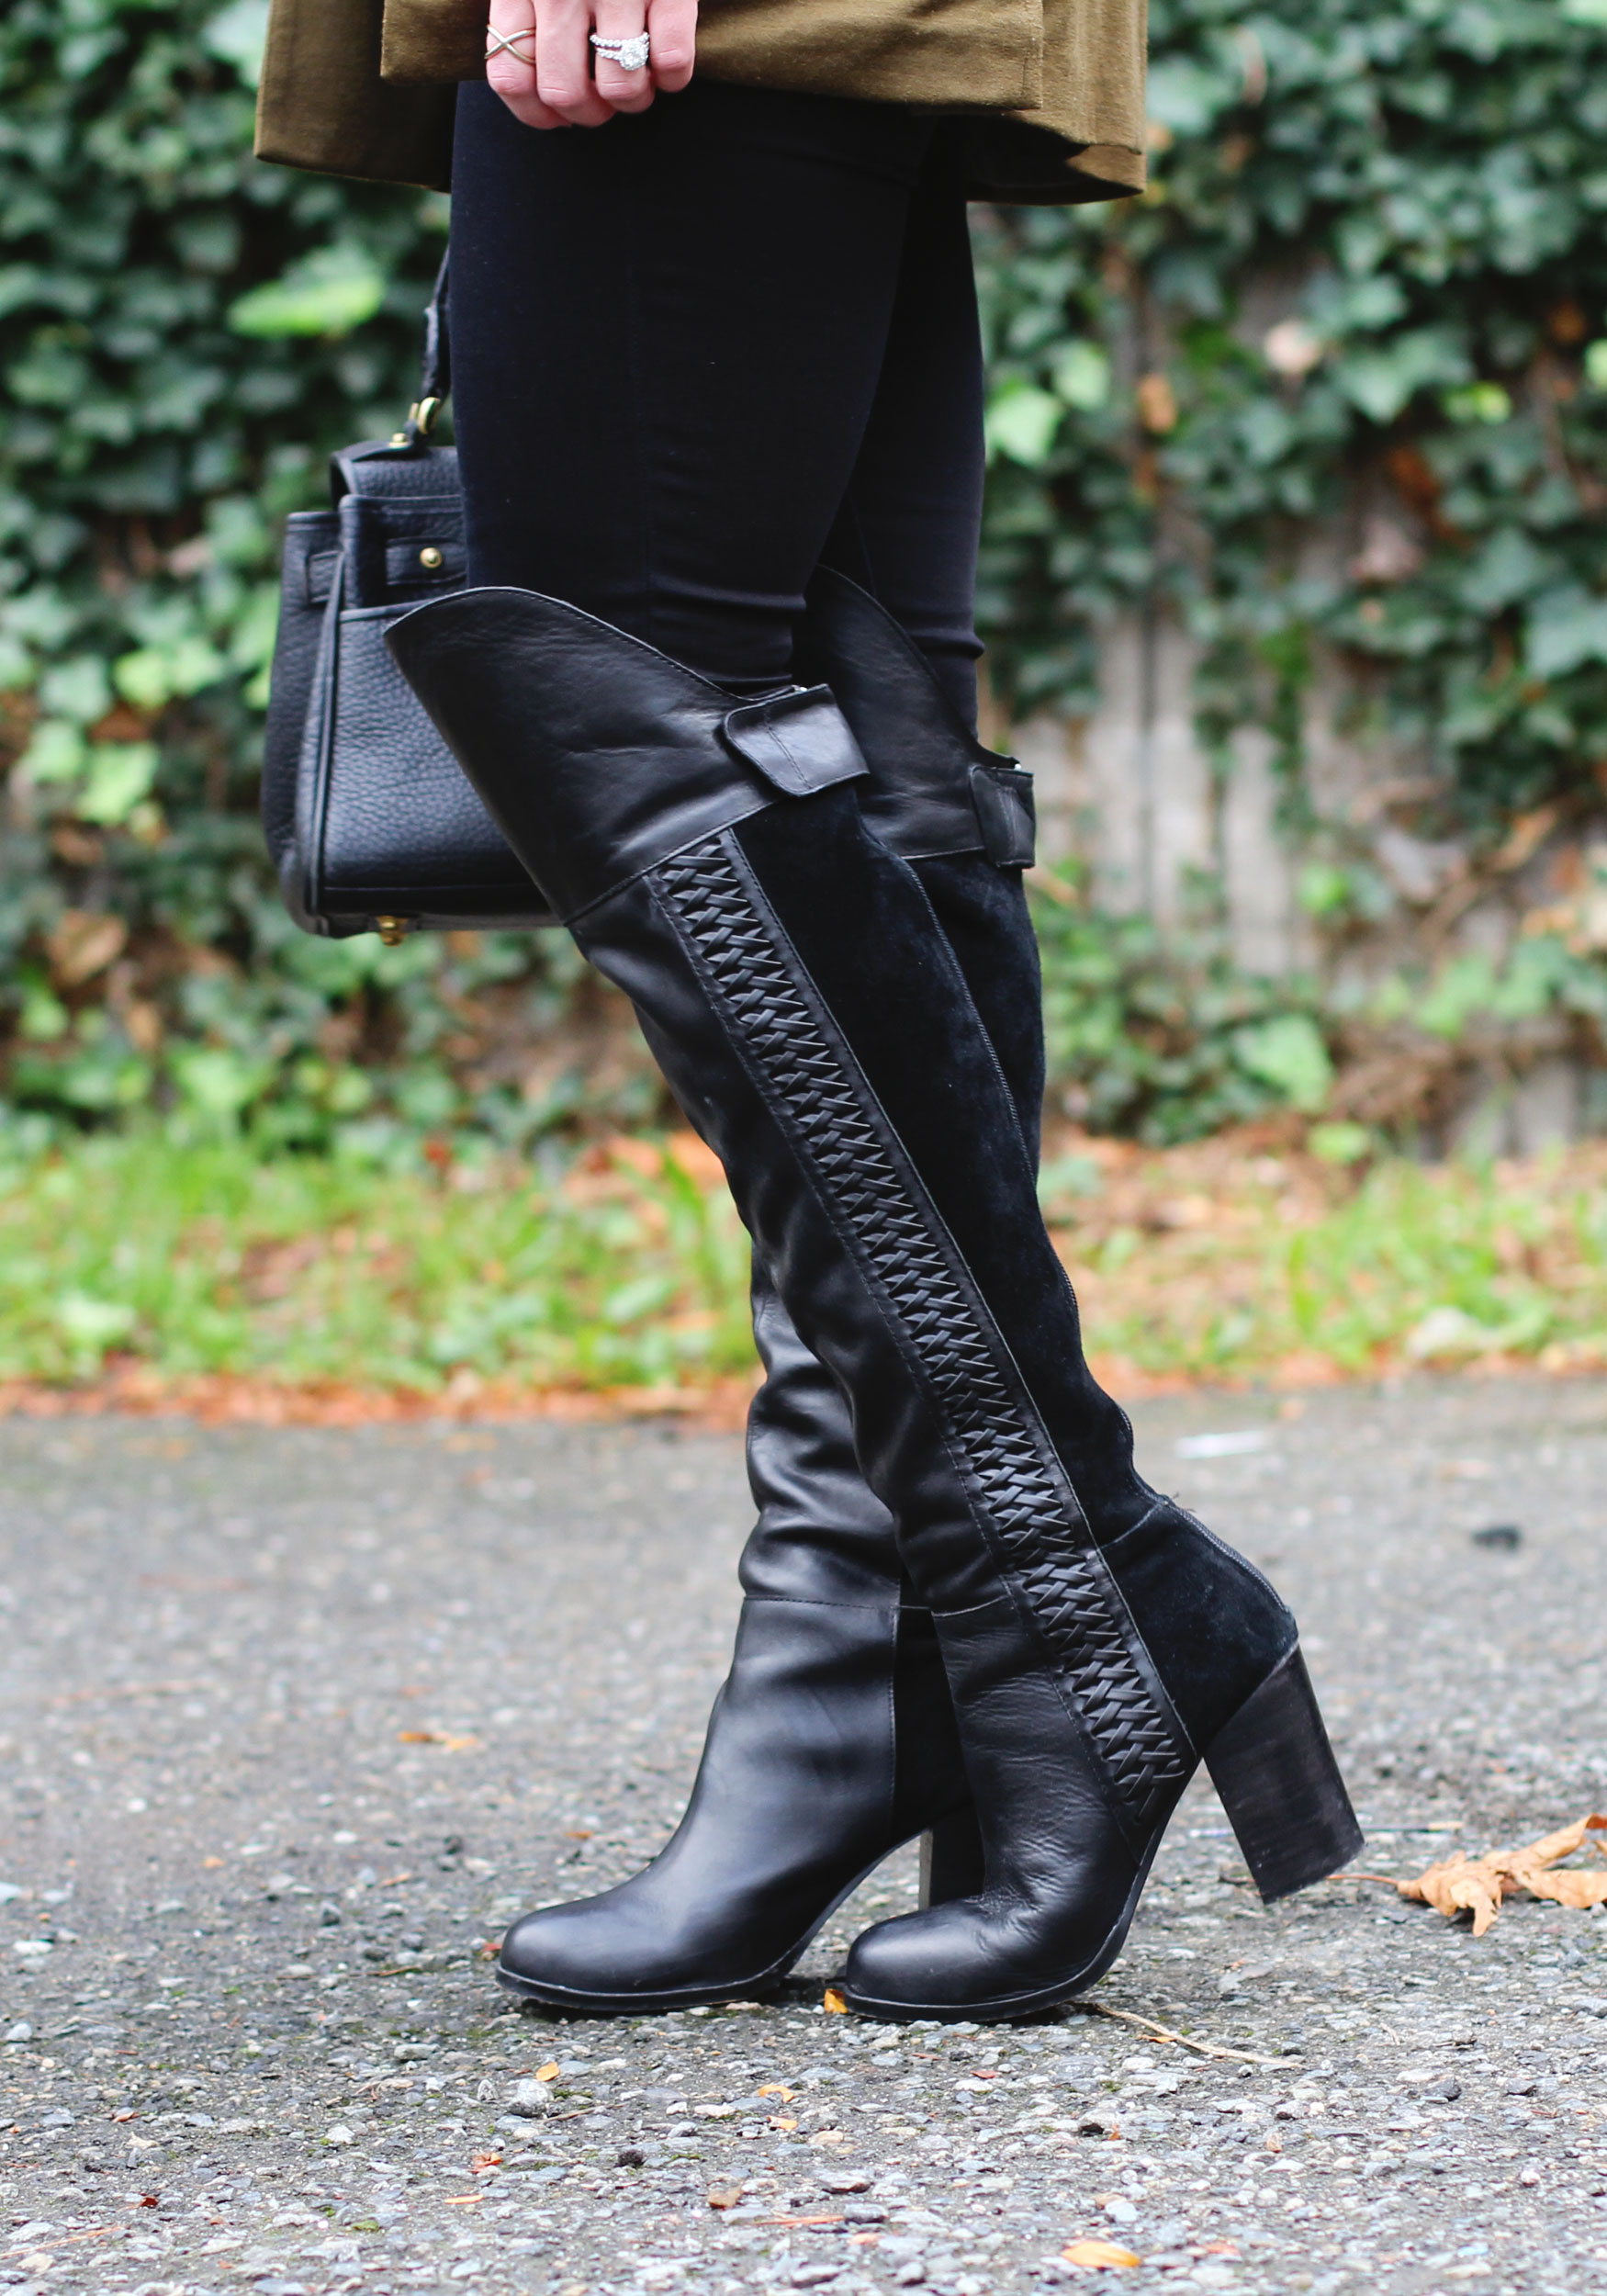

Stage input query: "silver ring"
[
  {"left": 590, "top": 30, "right": 650, "bottom": 69},
  {"left": 486, "top": 26, "right": 536, "bottom": 60}
]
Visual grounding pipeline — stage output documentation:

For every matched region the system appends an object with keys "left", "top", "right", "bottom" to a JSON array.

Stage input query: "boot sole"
[
  {"left": 496, "top": 1960, "right": 792, "bottom": 2018},
  {"left": 841, "top": 1644, "right": 1363, "bottom": 2024}
]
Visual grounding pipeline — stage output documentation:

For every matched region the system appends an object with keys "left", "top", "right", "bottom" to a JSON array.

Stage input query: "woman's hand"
[{"left": 485, "top": 0, "right": 697, "bottom": 129}]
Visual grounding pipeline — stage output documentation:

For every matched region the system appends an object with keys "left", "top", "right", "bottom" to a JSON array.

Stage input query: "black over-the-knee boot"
[
  {"left": 448, "top": 571, "right": 1037, "bottom": 2009},
  {"left": 390, "top": 588, "right": 1362, "bottom": 2021}
]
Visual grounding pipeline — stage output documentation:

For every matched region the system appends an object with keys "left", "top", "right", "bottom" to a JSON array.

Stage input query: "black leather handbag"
[{"left": 261, "top": 262, "right": 556, "bottom": 940}]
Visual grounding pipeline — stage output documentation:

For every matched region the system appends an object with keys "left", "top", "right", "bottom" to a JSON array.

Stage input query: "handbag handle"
[{"left": 392, "top": 249, "right": 452, "bottom": 449}]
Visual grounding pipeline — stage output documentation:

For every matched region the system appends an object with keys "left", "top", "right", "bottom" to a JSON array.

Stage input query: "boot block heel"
[
  {"left": 1203, "top": 1646, "right": 1362, "bottom": 1904},
  {"left": 919, "top": 1806, "right": 986, "bottom": 1908}
]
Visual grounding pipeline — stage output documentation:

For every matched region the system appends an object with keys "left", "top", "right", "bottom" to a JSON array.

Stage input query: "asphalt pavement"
[{"left": 1, "top": 1378, "right": 1604, "bottom": 2296}]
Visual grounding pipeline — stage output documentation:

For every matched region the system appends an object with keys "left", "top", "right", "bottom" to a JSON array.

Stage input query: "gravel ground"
[{"left": 1, "top": 1379, "right": 1605, "bottom": 2296}]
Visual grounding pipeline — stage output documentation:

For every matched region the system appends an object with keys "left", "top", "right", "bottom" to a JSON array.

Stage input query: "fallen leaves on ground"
[
  {"left": 1359, "top": 1811, "right": 1607, "bottom": 1935},
  {"left": 822, "top": 1988, "right": 848, "bottom": 2013},
  {"left": 1062, "top": 2238, "right": 1142, "bottom": 2270},
  {"left": 0, "top": 1366, "right": 758, "bottom": 1429}
]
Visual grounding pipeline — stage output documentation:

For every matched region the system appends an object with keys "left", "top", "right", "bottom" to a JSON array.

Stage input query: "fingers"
[
  {"left": 484, "top": 0, "right": 566, "bottom": 128},
  {"left": 590, "top": 0, "right": 655, "bottom": 114},
  {"left": 645, "top": 0, "right": 697, "bottom": 93},
  {"left": 484, "top": 0, "right": 694, "bottom": 128},
  {"left": 534, "top": 0, "right": 615, "bottom": 125}
]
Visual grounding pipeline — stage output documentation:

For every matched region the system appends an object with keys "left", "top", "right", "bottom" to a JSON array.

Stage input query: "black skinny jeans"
[{"left": 449, "top": 78, "right": 986, "bottom": 725}]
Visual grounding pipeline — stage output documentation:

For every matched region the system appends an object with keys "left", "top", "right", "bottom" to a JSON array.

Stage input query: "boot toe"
[
  {"left": 844, "top": 1875, "right": 1142, "bottom": 2020},
  {"left": 842, "top": 1902, "right": 999, "bottom": 2018},
  {"left": 496, "top": 1878, "right": 801, "bottom": 2011},
  {"left": 498, "top": 1891, "right": 664, "bottom": 2006}
]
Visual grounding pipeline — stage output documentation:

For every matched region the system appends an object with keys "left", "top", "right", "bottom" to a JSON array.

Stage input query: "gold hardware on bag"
[
  {"left": 391, "top": 397, "right": 443, "bottom": 449},
  {"left": 375, "top": 916, "right": 410, "bottom": 946},
  {"left": 419, "top": 545, "right": 444, "bottom": 570}
]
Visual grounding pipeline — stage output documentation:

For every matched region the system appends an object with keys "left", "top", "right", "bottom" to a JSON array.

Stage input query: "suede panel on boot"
[
  {"left": 909, "top": 854, "right": 1044, "bottom": 1162},
  {"left": 732, "top": 793, "right": 1151, "bottom": 1548},
  {"left": 1100, "top": 1501, "right": 1297, "bottom": 1752}
]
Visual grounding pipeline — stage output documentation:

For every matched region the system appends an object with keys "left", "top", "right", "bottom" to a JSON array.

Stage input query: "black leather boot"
[
  {"left": 436, "top": 572, "right": 1034, "bottom": 2010},
  {"left": 390, "top": 588, "right": 1362, "bottom": 2022}
]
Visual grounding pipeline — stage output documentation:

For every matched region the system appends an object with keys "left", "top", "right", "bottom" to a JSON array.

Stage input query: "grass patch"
[
  {"left": 2, "top": 1124, "right": 1605, "bottom": 1408},
  {"left": 1051, "top": 1131, "right": 1607, "bottom": 1387},
  {"left": 0, "top": 1128, "right": 752, "bottom": 1396}
]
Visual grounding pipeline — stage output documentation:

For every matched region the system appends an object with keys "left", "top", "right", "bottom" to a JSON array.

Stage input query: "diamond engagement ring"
[{"left": 590, "top": 30, "right": 651, "bottom": 69}]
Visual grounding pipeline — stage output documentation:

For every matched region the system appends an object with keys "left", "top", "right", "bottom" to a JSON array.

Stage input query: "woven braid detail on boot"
[{"left": 654, "top": 838, "right": 1189, "bottom": 1820}]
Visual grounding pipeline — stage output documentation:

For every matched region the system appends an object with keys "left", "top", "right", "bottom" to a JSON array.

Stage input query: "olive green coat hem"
[{"left": 254, "top": 0, "right": 1145, "bottom": 203}]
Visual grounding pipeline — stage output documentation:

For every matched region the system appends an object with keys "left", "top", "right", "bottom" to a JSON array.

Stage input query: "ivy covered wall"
[{"left": 4, "top": 0, "right": 1607, "bottom": 1153}]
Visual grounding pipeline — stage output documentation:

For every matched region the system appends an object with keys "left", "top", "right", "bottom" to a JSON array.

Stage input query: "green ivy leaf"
[
  {"left": 1051, "top": 341, "right": 1112, "bottom": 412},
  {"left": 1526, "top": 585, "right": 1607, "bottom": 679},
  {"left": 985, "top": 381, "right": 1063, "bottom": 467},
  {"left": 170, "top": 1047, "right": 277, "bottom": 1121},
  {"left": 202, "top": 0, "right": 271, "bottom": 85},
  {"left": 1232, "top": 1016, "right": 1333, "bottom": 1112},
  {"left": 228, "top": 244, "right": 388, "bottom": 340},
  {"left": 76, "top": 742, "right": 160, "bottom": 826},
  {"left": 1332, "top": 331, "right": 1469, "bottom": 424},
  {"left": 114, "top": 638, "right": 228, "bottom": 711},
  {"left": 17, "top": 721, "right": 88, "bottom": 787}
]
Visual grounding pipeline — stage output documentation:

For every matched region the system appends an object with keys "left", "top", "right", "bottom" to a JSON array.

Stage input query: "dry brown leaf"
[
  {"left": 1400, "top": 1854, "right": 1504, "bottom": 1935},
  {"left": 1532, "top": 1868, "right": 1607, "bottom": 1910},
  {"left": 1062, "top": 2239, "right": 1142, "bottom": 2270},
  {"left": 823, "top": 1987, "right": 848, "bottom": 2013},
  {"left": 664, "top": 1129, "right": 726, "bottom": 1188},
  {"left": 1377, "top": 1811, "right": 1607, "bottom": 1933},
  {"left": 706, "top": 2186, "right": 743, "bottom": 2212},
  {"left": 1135, "top": 373, "right": 1177, "bottom": 433},
  {"left": 534, "top": 2062, "right": 561, "bottom": 2082},
  {"left": 47, "top": 908, "right": 128, "bottom": 987},
  {"left": 1507, "top": 1810, "right": 1607, "bottom": 1869}
]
